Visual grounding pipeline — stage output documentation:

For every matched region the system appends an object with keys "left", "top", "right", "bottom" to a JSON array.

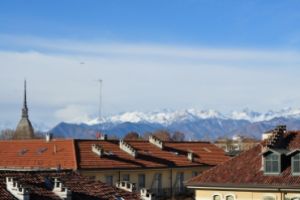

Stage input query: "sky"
[{"left": 1, "top": 0, "right": 300, "bottom": 127}]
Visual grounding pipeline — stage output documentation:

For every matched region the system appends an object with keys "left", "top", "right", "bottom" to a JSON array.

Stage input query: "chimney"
[
  {"left": 119, "top": 140, "right": 137, "bottom": 157},
  {"left": 140, "top": 188, "right": 153, "bottom": 200},
  {"left": 52, "top": 178, "right": 72, "bottom": 200},
  {"left": 97, "top": 133, "right": 107, "bottom": 140},
  {"left": 115, "top": 181, "right": 136, "bottom": 192},
  {"left": 149, "top": 135, "right": 164, "bottom": 149},
  {"left": 45, "top": 133, "right": 52, "bottom": 142},
  {"left": 187, "top": 151, "right": 194, "bottom": 162},
  {"left": 6, "top": 177, "right": 30, "bottom": 200},
  {"left": 91, "top": 144, "right": 104, "bottom": 157},
  {"left": 266, "top": 125, "right": 287, "bottom": 149}
]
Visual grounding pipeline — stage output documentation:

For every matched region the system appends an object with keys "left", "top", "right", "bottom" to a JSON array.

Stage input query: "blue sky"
[{"left": 1, "top": 1, "right": 300, "bottom": 127}]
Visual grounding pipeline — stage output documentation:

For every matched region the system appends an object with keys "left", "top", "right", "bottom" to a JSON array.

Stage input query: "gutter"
[{"left": 186, "top": 185, "right": 300, "bottom": 193}]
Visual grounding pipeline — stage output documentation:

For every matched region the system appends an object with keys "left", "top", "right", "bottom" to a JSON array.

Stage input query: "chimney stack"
[
  {"left": 45, "top": 133, "right": 52, "bottom": 142},
  {"left": 6, "top": 177, "right": 30, "bottom": 200},
  {"left": 52, "top": 178, "right": 72, "bottom": 200},
  {"left": 149, "top": 135, "right": 164, "bottom": 149},
  {"left": 91, "top": 144, "right": 104, "bottom": 157},
  {"left": 187, "top": 151, "right": 194, "bottom": 162},
  {"left": 119, "top": 140, "right": 137, "bottom": 157}
]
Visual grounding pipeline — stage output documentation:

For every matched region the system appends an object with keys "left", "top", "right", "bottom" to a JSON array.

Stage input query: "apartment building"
[{"left": 75, "top": 135, "right": 229, "bottom": 199}]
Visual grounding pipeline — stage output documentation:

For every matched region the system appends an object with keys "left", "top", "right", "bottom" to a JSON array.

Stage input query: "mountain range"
[{"left": 49, "top": 108, "right": 300, "bottom": 140}]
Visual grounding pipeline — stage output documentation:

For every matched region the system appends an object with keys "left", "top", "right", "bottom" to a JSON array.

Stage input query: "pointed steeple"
[
  {"left": 13, "top": 80, "right": 35, "bottom": 140},
  {"left": 22, "top": 79, "right": 28, "bottom": 118}
]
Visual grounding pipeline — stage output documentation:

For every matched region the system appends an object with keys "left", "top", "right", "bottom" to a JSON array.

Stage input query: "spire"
[{"left": 22, "top": 79, "right": 28, "bottom": 118}]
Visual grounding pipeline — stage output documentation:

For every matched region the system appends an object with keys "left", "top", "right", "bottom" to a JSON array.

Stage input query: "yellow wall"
[
  {"left": 80, "top": 166, "right": 209, "bottom": 190},
  {"left": 194, "top": 189, "right": 300, "bottom": 200}
]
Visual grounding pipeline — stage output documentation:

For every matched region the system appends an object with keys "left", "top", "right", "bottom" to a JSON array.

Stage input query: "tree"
[
  {"left": 172, "top": 131, "right": 185, "bottom": 141},
  {"left": 152, "top": 130, "right": 171, "bottom": 141},
  {"left": 0, "top": 129, "right": 15, "bottom": 140},
  {"left": 124, "top": 131, "right": 140, "bottom": 140}
]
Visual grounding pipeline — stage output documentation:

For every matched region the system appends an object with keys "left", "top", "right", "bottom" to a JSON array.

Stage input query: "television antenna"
[{"left": 98, "top": 79, "right": 103, "bottom": 133}]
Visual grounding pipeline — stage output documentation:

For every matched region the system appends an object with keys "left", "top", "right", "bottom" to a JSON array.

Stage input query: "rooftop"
[
  {"left": 0, "top": 139, "right": 77, "bottom": 170},
  {"left": 0, "top": 170, "right": 140, "bottom": 200},
  {"left": 186, "top": 130, "right": 300, "bottom": 188},
  {"left": 75, "top": 139, "right": 229, "bottom": 170}
]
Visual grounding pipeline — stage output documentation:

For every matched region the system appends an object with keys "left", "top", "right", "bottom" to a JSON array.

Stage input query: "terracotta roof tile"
[
  {"left": 76, "top": 140, "right": 229, "bottom": 169},
  {"left": 0, "top": 139, "right": 76, "bottom": 170},
  {"left": 0, "top": 170, "right": 140, "bottom": 200},
  {"left": 186, "top": 131, "right": 300, "bottom": 188}
]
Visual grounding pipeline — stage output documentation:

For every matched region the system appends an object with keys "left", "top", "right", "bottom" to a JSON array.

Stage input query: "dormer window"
[
  {"left": 292, "top": 152, "right": 300, "bottom": 175},
  {"left": 264, "top": 152, "right": 280, "bottom": 175}
]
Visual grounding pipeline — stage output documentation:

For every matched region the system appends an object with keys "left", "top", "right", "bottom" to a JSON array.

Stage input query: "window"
[
  {"left": 213, "top": 195, "right": 221, "bottom": 200},
  {"left": 226, "top": 195, "right": 234, "bottom": 200},
  {"left": 292, "top": 153, "right": 300, "bottom": 175},
  {"left": 122, "top": 174, "right": 130, "bottom": 181},
  {"left": 138, "top": 174, "right": 145, "bottom": 188},
  {"left": 152, "top": 173, "right": 162, "bottom": 194},
  {"left": 174, "top": 172, "right": 184, "bottom": 193},
  {"left": 264, "top": 153, "right": 280, "bottom": 174},
  {"left": 105, "top": 175, "right": 113, "bottom": 186},
  {"left": 178, "top": 172, "right": 184, "bottom": 189},
  {"left": 263, "top": 196, "right": 275, "bottom": 200},
  {"left": 192, "top": 171, "right": 198, "bottom": 177}
]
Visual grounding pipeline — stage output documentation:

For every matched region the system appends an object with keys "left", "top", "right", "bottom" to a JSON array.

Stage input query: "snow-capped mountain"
[
  {"left": 84, "top": 107, "right": 300, "bottom": 125},
  {"left": 230, "top": 107, "right": 300, "bottom": 122},
  {"left": 50, "top": 108, "right": 300, "bottom": 140},
  {"left": 4, "top": 108, "right": 300, "bottom": 140}
]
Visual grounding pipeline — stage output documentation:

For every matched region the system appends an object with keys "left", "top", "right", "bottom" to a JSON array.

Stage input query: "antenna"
[{"left": 98, "top": 79, "right": 103, "bottom": 133}]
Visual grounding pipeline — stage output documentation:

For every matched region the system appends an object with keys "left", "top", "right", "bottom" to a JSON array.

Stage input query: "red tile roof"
[
  {"left": 0, "top": 170, "right": 140, "bottom": 200},
  {"left": 186, "top": 131, "right": 300, "bottom": 188},
  {"left": 76, "top": 140, "right": 229, "bottom": 170},
  {"left": 0, "top": 139, "right": 77, "bottom": 170}
]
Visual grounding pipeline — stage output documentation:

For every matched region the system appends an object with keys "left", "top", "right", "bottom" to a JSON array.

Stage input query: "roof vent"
[
  {"left": 149, "top": 135, "right": 164, "bottom": 149},
  {"left": 115, "top": 181, "right": 136, "bottom": 192},
  {"left": 119, "top": 140, "right": 137, "bottom": 157},
  {"left": 140, "top": 188, "right": 153, "bottom": 200},
  {"left": 187, "top": 151, "right": 194, "bottom": 162},
  {"left": 6, "top": 177, "right": 30, "bottom": 200},
  {"left": 52, "top": 178, "right": 72, "bottom": 200},
  {"left": 91, "top": 144, "right": 104, "bottom": 157}
]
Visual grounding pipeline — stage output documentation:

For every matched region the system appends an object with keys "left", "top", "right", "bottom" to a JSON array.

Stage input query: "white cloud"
[
  {"left": 1, "top": 36, "right": 300, "bottom": 125},
  {"left": 54, "top": 104, "right": 93, "bottom": 123}
]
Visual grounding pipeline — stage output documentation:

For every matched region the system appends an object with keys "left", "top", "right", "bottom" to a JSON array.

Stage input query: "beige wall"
[
  {"left": 194, "top": 189, "right": 300, "bottom": 200},
  {"left": 80, "top": 166, "right": 208, "bottom": 190}
]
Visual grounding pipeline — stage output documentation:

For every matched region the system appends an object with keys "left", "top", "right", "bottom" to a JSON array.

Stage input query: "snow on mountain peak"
[{"left": 82, "top": 107, "right": 300, "bottom": 126}]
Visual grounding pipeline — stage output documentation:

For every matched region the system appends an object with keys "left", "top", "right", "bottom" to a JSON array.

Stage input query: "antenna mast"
[{"left": 98, "top": 79, "right": 103, "bottom": 133}]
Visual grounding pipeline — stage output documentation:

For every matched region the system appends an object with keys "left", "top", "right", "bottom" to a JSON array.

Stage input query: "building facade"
[
  {"left": 75, "top": 136, "right": 229, "bottom": 199},
  {"left": 186, "top": 125, "right": 300, "bottom": 200}
]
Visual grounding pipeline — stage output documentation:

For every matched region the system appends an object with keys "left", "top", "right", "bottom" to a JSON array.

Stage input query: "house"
[
  {"left": 75, "top": 135, "right": 229, "bottom": 199},
  {"left": 186, "top": 125, "right": 300, "bottom": 200},
  {"left": 214, "top": 135, "right": 259, "bottom": 156}
]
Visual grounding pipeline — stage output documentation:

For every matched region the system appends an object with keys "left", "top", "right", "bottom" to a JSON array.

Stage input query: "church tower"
[{"left": 13, "top": 80, "right": 35, "bottom": 139}]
